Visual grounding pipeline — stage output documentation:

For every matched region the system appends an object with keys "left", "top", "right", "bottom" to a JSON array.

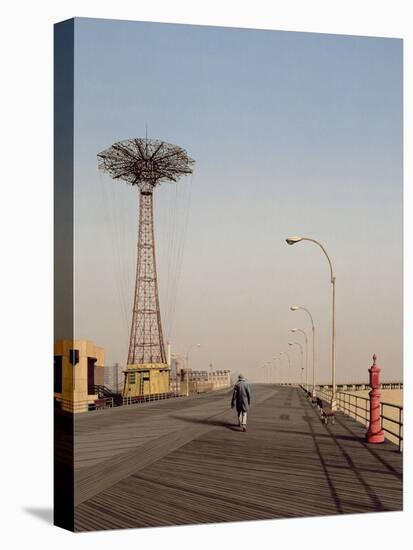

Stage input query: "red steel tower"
[{"left": 98, "top": 138, "right": 194, "bottom": 395}]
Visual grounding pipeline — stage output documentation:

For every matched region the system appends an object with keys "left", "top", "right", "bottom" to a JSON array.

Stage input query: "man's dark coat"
[{"left": 231, "top": 378, "right": 251, "bottom": 413}]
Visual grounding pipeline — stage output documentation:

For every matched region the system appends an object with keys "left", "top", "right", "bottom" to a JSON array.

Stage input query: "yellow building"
[
  {"left": 54, "top": 339, "right": 105, "bottom": 413},
  {"left": 123, "top": 363, "right": 170, "bottom": 398}
]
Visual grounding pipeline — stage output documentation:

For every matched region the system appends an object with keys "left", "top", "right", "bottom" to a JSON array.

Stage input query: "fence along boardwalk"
[{"left": 74, "top": 385, "right": 402, "bottom": 532}]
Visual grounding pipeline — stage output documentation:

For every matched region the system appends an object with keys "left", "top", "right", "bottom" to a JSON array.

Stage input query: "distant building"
[
  {"left": 104, "top": 365, "right": 113, "bottom": 387},
  {"left": 170, "top": 356, "right": 183, "bottom": 378},
  {"left": 54, "top": 339, "right": 105, "bottom": 413},
  {"left": 178, "top": 368, "right": 231, "bottom": 394},
  {"left": 104, "top": 363, "right": 123, "bottom": 393},
  {"left": 209, "top": 370, "right": 231, "bottom": 390},
  {"left": 169, "top": 356, "right": 184, "bottom": 394},
  {"left": 160, "top": 353, "right": 232, "bottom": 396}
]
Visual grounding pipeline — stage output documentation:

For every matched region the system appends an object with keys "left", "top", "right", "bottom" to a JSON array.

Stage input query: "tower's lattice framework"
[
  {"left": 128, "top": 190, "right": 164, "bottom": 364},
  {"left": 98, "top": 138, "right": 194, "bottom": 386}
]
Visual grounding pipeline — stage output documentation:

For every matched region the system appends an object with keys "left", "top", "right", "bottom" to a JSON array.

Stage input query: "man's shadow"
[{"left": 170, "top": 414, "right": 240, "bottom": 431}]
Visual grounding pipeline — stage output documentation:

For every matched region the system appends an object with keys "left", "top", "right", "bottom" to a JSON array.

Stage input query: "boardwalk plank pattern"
[{"left": 74, "top": 386, "right": 402, "bottom": 531}]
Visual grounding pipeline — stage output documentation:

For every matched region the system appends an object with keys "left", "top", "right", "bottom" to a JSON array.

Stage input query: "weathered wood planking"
[
  {"left": 74, "top": 386, "right": 402, "bottom": 531},
  {"left": 74, "top": 385, "right": 276, "bottom": 504}
]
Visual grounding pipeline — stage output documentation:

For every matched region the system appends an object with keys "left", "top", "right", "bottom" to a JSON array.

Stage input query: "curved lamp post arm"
[
  {"left": 295, "top": 329, "right": 308, "bottom": 347},
  {"left": 289, "top": 341, "right": 303, "bottom": 359},
  {"left": 300, "top": 306, "right": 315, "bottom": 332},
  {"left": 286, "top": 236, "right": 335, "bottom": 283},
  {"left": 301, "top": 238, "right": 335, "bottom": 283}
]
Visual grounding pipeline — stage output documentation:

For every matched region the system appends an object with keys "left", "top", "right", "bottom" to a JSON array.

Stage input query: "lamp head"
[
  {"left": 290, "top": 305, "right": 300, "bottom": 311},
  {"left": 288, "top": 342, "right": 293, "bottom": 346},
  {"left": 286, "top": 236, "right": 303, "bottom": 245},
  {"left": 290, "top": 328, "right": 297, "bottom": 333}
]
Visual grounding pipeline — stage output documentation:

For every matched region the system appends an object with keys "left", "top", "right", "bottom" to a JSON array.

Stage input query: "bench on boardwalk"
[
  {"left": 91, "top": 398, "right": 112, "bottom": 411},
  {"left": 316, "top": 397, "right": 335, "bottom": 425},
  {"left": 306, "top": 391, "right": 316, "bottom": 405},
  {"left": 308, "top": 392, "right": 318, "bottom": 407}
]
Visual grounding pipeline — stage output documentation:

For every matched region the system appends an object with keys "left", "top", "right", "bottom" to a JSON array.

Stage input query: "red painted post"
[{"left": 366, "top": 354, "right": 385, "bottom": 443}]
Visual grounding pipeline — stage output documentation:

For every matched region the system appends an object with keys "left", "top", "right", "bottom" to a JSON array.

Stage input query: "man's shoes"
[{"left": 242, "top": 426, "right": 246, "bottom": 432}]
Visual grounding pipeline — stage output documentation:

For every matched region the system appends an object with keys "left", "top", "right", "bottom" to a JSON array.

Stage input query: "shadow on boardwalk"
[
  {"left": 170, "top": 414, "right": 241, "bottom": 431},
  {"left": 74, "top": 385, "right": 402, "bottom": 531}
]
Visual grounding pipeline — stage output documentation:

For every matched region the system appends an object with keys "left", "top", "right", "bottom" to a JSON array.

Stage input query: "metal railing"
[
  {"left": 315, "top": 388, "right": 403, "bottom": 452},
  {"left": 315, "top": 382, "right": 403, "bottom": 391},
  {"left": 381, "top": 401, "right": 403, "bottom": 451},
  {"left": 122, "top": 391, "right": 182, "bottom": 406}
]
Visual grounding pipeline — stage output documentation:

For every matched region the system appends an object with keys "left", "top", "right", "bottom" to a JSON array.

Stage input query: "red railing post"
[{"left": 366, "top": 354, "right": 385, "bottom": 443}]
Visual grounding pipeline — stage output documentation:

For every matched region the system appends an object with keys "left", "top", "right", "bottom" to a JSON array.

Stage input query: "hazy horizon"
[{"left": 73, "top": 18, "right": 402, "bottom": 384}]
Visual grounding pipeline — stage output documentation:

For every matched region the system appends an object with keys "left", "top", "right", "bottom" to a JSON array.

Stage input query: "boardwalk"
[{"left": 73, "top": 385, "right": 402, "bottom": 532}]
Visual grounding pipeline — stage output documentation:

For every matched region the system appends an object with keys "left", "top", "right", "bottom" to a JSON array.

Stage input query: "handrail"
[
  {"left": 315, "top": 388, "right": 403, "bottom": 452},
  {"left": 315, "top": 382, "right": 403, "bottom": 390},
  {"left": 122, "top": 391, "right": 181, "bottom": 406}
]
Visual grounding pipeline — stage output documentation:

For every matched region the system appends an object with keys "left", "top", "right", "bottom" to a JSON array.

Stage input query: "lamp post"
[
  {"left": 289, "top": 341, "right": 304, "bottom": 386},
  {"left": 290, "top": 305, "right": 316, "bottom": 396},
  {"left": 272, "top": 356, "right": 280, "bottom": 384},
  {"left": 258, "top": 364, "right": 267, "bottom": 383},
  {"left": 291, "top": 328, "right": 308, "bottom": 390},
  {"left": 279, "top": 351, "right": 291, "bottom": 384},
  {"left": 255, "top": 365, "right": 264, "bottom": 383},
  {"left": 185, "top": 343, "right": 201, "bottom": 397},
  {"left": 286, "top": 236, "right": 336, "bottom": 410},
  {"left": 264, "top": 362, "right": 271, "bottom": 383}
]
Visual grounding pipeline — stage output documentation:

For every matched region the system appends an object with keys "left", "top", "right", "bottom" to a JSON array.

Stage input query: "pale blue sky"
[{"left": 73, "top": 18, "right": 402, "bottom": 383}]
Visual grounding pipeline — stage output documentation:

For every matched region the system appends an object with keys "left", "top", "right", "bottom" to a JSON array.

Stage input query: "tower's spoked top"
[{"left": 97, "top": 137, "right": 194, "bottom": 192}]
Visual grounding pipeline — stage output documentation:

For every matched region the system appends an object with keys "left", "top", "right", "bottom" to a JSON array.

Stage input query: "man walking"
[{"left": 231, "top": 374, "right": 251, "bottom": 431}]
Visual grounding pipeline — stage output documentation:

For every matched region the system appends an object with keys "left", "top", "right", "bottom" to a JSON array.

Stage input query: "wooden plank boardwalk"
[{"left": 74, "top": 385, "right": 402, "bottom": 532}]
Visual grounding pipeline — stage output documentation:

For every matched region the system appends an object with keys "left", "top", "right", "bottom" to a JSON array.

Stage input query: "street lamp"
[
  {"left": 257, "top": 364, "right": 267, "bottom": 383},
  {"left": 253, "top": 365, "right": 259, "bottom": 383},
  {"left": 272, "top": 356, "right": 280, "bottom": 384},
  {"left": 289, "top": 341, "right": 304, "bottom": 386},
  {"left": 185, "top": 343, "right": 201, "bottom": 397},
  {"left": 291, "top": 328, "right": 308, "bottom": 390},
  {"left": 290, "top": 305, "right": 316, "bottom": 396},
  {"left": 279, "top": 351, "right": 291, "bottom": 385},
  {"left": 264, "top": 362, "right": 272, "bottom": 383},
  {"left": 254, "top": 365, "right": 264, "bottom": 383},
  {"left": 286, "top": 236, "right": 336, "bottom": 410}
]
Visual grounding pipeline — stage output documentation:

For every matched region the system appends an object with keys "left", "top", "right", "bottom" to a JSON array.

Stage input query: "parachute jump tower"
[{"left": 98, "top": 138, "right": 194, "bottom": 397}]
